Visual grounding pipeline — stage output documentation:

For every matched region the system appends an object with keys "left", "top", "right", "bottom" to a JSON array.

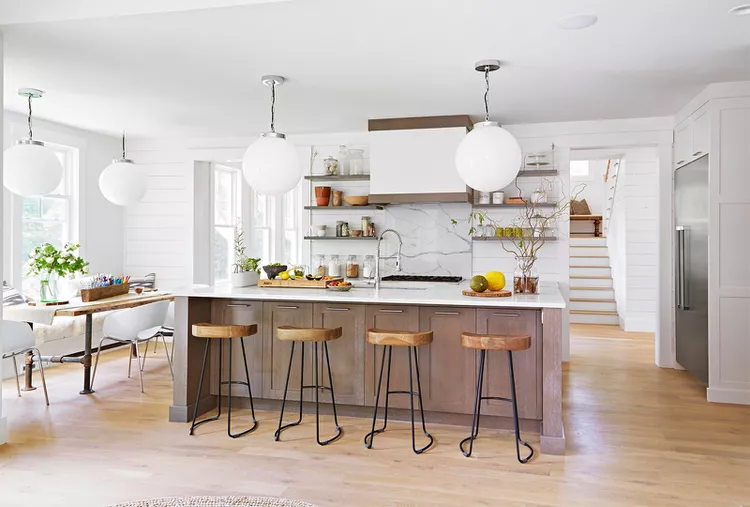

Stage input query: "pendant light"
[
  {"left": 99, "top": 131, "right": 146, "bottom": 206},
  {"left": 3, "top": 89, "right": 64, "bottom": 196},
  {"left": 242, "top": 75, "right": 301, "bottom": 195},
  {"left": 455, "top": 60, "right": 523, "bottom": 192}
]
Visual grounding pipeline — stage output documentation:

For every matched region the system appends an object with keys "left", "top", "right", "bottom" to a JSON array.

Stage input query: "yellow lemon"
[
  {"left": 279, "top": 271, "right": 291, "bottom": 280},
  {"left": 484, "top": 271, "right": 506, "bottom": 291}
]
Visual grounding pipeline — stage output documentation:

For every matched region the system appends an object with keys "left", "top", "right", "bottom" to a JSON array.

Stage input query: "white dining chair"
[
  {"left": 91, "top": 301, "right": 171, "bottom": 393},
  {"left": 2, "top": 320, "right": 49, "bottom": 405},
  {"left": 145, "top": 301, "right": 174, "bottom": 362}
]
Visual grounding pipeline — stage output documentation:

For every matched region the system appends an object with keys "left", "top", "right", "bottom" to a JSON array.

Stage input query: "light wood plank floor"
[{"left": 1, "top": 325, "right": 749, "bottom": 506}]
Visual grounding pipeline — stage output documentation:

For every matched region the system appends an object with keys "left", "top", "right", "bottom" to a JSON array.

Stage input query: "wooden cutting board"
[
  {"left": 258, "top": 277, "right": 343, "bottom": 288},
  {"left": 462, "top": 289, "right": 512, "bottom": 298}
]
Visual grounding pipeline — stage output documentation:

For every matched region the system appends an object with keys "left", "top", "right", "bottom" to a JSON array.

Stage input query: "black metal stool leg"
[
  {"left": 460, "top": 349, "right": 486, "bottom": 457},
  {"left": 224, "top": 337, "right": 257, "bottom": 439},
  {"left": 275, "top": 341, "right": 302, "bottom": 441},
  {"left": 240, "top": 337, "right": 258, "bottom": 427},
  {"left": 409, "top": 346, "right": 434, "bottom": 454},
  {"left": 315, "top": 341, "right": 342, "bottom": 445},
  {"left": 189, "top": 339, "right": 212, "bottom": 435},
  {"left": 364, "top": 345, "right": 392, "bottom": 449},
  {"left": 508, "top": 351, "right": 534, "bottom": 464}
]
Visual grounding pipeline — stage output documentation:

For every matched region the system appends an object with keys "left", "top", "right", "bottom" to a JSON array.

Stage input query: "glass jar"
[
  {"left": 337, "top": 145, "right": 349, "bottom": 175},
  {"left": 328, "top": 255, "right": 342, "bottom": 278},
  {"left": 513, "top": 256, "right": 539, "bottom": 294},
  {"left": 348, "top": 148, "right": 365, "bottom": 175},
  {"left": 323, "top": 156, "right": 339, "bottom": 175},
  {"left": 335, "top": 220, "right": 345, "bottom": 237},
  {"left": 346, "top": 255, "right": 359, "bottom": 278},
  {"left": 363, "top": 255, "right": 375, "bottom": 279},
  {"left": 341, "top": 221, "right": 351, "bottom": 237},
  {"left": 313, "top": 254, "right": 327, "bottom": 277},
  {"left": 361, "top": 216, "right": 371, "bottom": 236}
]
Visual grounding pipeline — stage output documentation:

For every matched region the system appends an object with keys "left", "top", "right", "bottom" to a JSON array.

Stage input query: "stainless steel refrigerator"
[{"left": 675, "top": 155, "right": 709, "bottom": 383}]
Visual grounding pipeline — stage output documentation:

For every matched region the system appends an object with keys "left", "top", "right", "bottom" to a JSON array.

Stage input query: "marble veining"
[{"left": 380, "top": 203, "right": 472, "bottom": 279}]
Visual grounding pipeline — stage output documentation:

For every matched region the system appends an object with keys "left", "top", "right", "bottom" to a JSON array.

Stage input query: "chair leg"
[
  {"left": 314, "top": 341, "right": 342, "bottom": 446},
  {"left": 133, "top": 340, "right": 145, "bottom": 393},
  {"left": 508, "top": 351, "right": 534, "bottom": 464},
  {"left": 91, "top": 336, "right": 110, "bottom": 389},
  {"left": 275, "top": 341, "right": 303, "bottom": 441},
  {"left": 141, "top": 339, "right": 149, "bottom": 370},
  {"left": 460, "top": 349, "right": 486, "bottom": 457},
  {"left": 409, "top": 346, "right": 434, "bottom": 454},
  {"left": 127, "top": 344, "right": 133, "bottom": 378},
  {"left": 189, "top": 340, "right": 215, "bottom": 435},
  {"left": 162, "top": 335, "right": 175, "bottom": 380},
  {"left": 32, "top": 349, "right": 50, "bottom": 406},
  {"left": 364, "top": 345, "right": 392, "bottom": 449},
  {"left": 12, "top": 355, "right": 21, "bottom": 397},
  {"left": 240, "top": 337, "right": 257, "bottom": 427}
]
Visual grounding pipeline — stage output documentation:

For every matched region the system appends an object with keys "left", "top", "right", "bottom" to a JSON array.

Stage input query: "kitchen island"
[{"left": 170, "top": 282, "right": 566, "bottom": 454}]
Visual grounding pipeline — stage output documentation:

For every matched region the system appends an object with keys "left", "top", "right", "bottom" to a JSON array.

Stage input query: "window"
[
  {"left": 570, "top": 160, "right": 590, "bottom": 178},
  {"left": 212, "top": 164, "right": 242, "bottom": 284},
  {"left": 249, "top": 184, "right": 303, "bottom": 267},
  {"left": 21, "top": 143, "right": 78, "bottom": 296}
]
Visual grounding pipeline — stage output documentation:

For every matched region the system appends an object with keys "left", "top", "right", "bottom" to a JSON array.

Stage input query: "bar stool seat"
[
  {"left": 274, "top": 326, "right": 343, "bottom": 446},
  {"left": 459, "top": 331, "right": 534, "bottom": 463},
  {"left": 364, "top": 329, "right": 434, "bottom": 454},
  {"left": 189, "top": 323, "right": 258, "bottom": 438}
]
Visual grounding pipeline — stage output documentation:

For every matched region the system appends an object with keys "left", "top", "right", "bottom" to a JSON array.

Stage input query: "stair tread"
[
  {"left": 570, "top": 276, "right": 613, "bottom": 280},
  {"left": 570, "top": 286, "right": 614, "bottom": 291},
  {"left": 570, "top": 298, "right": 616, "bottom": 303},
  {"left": 571, "top": 265, "right": 611, "bottom": 269},
  {"left": 570, "top": 255, "right": 609, "bottom": 258},
  {"left": 570, "top": 310, "right": 619, "bottom": 315}
]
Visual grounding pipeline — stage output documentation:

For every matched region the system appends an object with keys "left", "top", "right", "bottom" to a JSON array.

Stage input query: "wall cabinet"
[
  {"left": 475, "top": 308, "right": 542, "bottom": 420},
  {"left": 674, "top": 107, "right": 710, "bottom": 169},
  {"left": 210, "top": 301, "right": 264, "bottom": 396},
  {"left": 313, "top": 303, "right": 366, "bottom": 406}
]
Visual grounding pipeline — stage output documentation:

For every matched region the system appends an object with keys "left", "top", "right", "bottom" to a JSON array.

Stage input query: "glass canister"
[
  {"left": 314, "top": 254, "right": 327, "bottom": 277},
  {"left": 337, "top": 145, "right": 349, "bottom": 175},
  {"left": 361, "top": 216, "right": 371, "bottom": 236},
  {"left": 335, "top": 220, "right": 345, "bottom": 237},
  {"left": 341, "top": 221, "right": 351, "bottom": 237},
  {"left": 363, "top": 255, "right": 375, "bottom": 279},
  {"left": 328, "top": 254, "right": 342, "bottom": 278},
  {"left": 346, "top": 255, "right": 359, "bottom": 278},
  {"left": 513, "top": 256, "right": 539, "bottom": 294},
  {"left": 348, "top": 148, "right": 365, "bottom": 175}
]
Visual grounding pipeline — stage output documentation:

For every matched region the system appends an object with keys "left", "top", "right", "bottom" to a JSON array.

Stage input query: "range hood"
[{"left": 367, "top": 115, "right": 474, "bottom": 204}]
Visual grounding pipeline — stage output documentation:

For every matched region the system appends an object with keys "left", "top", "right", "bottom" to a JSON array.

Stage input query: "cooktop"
[{"left": 381, "top": 275, "right": 463, "bottom": 283}]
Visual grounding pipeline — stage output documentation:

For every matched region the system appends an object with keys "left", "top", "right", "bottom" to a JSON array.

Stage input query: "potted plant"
[
  {"left": 231, "top": 221, "right": 261, "bottom": 287},
  {"left": 27, "top": 242, "right": 89, "bottom": 302}
]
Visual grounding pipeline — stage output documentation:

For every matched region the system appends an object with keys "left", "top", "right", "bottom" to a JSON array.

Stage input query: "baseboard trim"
[
  {"left": 707, "top": 387, "right": 750, "bottom": 405},
  {"left": 0, "top": 416, "right": 7, "bottom": 445}
]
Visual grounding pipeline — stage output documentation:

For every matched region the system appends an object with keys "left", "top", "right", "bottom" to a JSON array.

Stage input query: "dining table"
[{"left": 4, "top": 291, "right": 173, "bottom": 394}]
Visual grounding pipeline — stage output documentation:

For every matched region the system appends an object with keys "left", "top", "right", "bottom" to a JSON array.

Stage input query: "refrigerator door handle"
[{"left": 676, "top": 226, "right": 687, "bottom": 310}]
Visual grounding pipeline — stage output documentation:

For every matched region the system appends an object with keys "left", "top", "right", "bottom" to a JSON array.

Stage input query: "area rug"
[{"left": 109, "top": 496, "right": 319, "bottom": 507}]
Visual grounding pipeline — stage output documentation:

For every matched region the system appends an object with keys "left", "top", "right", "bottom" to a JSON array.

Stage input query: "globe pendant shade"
[
  {"left": 242, "top": 133, "right": 301, "bottom": 195},
  {"left": 3, "top": 142, "right": 64, "bottom": 196},
  {"left": 455, "top": 121, "right": 523, "bottom": 192},
  {"left": 99, "top": 160, "right": 146, "bottom": 206}
]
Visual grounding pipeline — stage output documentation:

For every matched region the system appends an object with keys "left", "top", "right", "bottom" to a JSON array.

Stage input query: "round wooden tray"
[{"left": 462, "top": 289, "right": 512, "bottom": 298}]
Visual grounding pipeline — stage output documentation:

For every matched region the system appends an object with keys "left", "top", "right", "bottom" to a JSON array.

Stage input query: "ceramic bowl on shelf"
[
  {"left": 351, "top": 230, "right": 362, "bottom": 237},
  {"left": 344, "top": 195, "right": 369, "bottom": 206}
]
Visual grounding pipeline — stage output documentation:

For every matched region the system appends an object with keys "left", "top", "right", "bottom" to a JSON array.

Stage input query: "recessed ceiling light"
[
  {"left": 728, "top": 4, "right": 750, "bottom": 15},
  {"left": 556, "top": 13, "right": 598, "bottom": 30}
]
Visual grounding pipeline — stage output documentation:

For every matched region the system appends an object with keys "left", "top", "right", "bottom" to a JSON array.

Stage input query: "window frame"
[{"left": 209, "top": 163, "right": 243, "bottom": 285}]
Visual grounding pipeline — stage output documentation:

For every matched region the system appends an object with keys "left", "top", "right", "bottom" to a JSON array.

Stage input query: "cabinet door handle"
[
  {"left": 492, "top": 312, "right": 520, "bottom": 317},
  {"left": 227, "top": 303, "right": 252, "bottom": 308},
  {"left": 676, "top": 160, "right": 686, "bottom": 166},
  {"left": 379, "top": 309, "right": 403, "bottom": 313},
  {"left": 692, "top": 151, "right": 703, "bottom": 157},
  {"left": 434, "top": 311, "right": 459, "bottom": 316},
  {"left": 277, "top": 305, "right": 299, "bottom": 310},
  {"left": 325, "top": 307, "right": 350, "bottom": 312}
]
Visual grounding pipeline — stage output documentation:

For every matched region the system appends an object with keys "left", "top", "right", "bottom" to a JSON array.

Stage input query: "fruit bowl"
[
  {"left": 344, "top": 195, "right": 369, "bottom": 206},
  {"left": 262, "top": 264, "right": 287, "bottom": 280},
  {"left": 327, "top": 285, "right": 353, "bottom": 292}
]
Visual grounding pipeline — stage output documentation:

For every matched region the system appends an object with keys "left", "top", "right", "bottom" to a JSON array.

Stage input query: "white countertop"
[{"left": 172, "top": 281, "right": 566, "bottom": 309}]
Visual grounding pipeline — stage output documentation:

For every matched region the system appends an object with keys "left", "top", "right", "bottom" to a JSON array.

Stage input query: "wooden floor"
[{"left": 2, "top": 325, "right": 749, "bottom": 507}]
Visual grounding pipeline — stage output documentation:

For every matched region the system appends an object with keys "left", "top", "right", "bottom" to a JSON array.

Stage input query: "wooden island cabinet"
[{"left": 172, "top": 284, "right": 565, "bottom": 454}]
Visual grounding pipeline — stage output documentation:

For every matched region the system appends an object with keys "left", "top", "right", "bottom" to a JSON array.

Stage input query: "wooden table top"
[{"left": 54, "top": 293, "right": 174, "bottom": 317}]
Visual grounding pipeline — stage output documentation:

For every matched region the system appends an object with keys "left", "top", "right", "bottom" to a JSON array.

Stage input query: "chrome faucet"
[{"left": 374, "top": 229, "right": 403, "bottom": 289}]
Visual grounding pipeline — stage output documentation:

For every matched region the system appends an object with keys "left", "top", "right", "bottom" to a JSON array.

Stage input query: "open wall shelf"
[
  {"left": 304, "top": 236, "right": 377, "bottom": 241},
  {"left": 305, "top": 175, "right": 371, "bottom": 182},
  {"left": 472, "top": 236, "right": 558, "bottom": 242},
  {"left": 304, "top": 205, "right": 385, "bottom": 211},
  {"left": 517, "top": 169, "right": 559, "bottom": 177},
  {"left": 472, "top": 203, "right": 558, "bottom": 209}
]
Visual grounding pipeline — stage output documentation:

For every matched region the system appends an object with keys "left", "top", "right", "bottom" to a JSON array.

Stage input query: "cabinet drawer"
[{"left": 262, "top": 302, "right": 314, "bottom": 400}]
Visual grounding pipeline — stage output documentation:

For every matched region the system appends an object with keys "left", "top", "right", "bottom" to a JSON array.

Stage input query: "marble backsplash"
[{"left": 379, "top": 203, "right": 473, "bottom": 279}]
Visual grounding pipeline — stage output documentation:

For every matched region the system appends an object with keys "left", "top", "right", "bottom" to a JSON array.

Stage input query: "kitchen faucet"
[{"left": 374, "top": 229, "right": 402, "bottom": 289}]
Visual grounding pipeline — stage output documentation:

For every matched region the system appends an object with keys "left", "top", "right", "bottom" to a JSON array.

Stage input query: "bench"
[{"left": 570, "top": 215, "right": 603, "bottom": 237}]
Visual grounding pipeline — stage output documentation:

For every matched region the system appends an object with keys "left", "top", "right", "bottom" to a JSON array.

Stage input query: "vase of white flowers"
[{"left": 27, "top": 243, "right": 88, "bottom": 302}]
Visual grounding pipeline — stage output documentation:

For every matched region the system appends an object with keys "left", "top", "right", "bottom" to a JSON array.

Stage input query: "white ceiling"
[{"left": 2, "top": 0, "right": 749, "bottom": 139}]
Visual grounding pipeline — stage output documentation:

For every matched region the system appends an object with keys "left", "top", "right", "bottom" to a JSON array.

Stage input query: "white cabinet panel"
[
  {"left": 719, "top": 108, "right": 750, "bottom": 203},
  {"left": 718, "top": 297, "right": 750, "bottom": 385},
  {"left": 369, "top": 127, "right": 468, "bottom": 196},
  {"left": 692, "top": 110, "right": 710, "bottom": 159},
  {"left": 719, "top": 204, "right": 750, "bottom": 290},
  {"left": 673, "top": 122, "right": 692, "bottom": 168}
]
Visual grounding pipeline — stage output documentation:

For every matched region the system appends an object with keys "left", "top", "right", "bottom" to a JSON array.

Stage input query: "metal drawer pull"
[
  {"left": 434, "top": 311, "right": 459, "bottom": 316},
  {"left": 692, "top": 151, "right": 702, "bottom": 157},
  {"left": 492, "top": 312, "right": 520, "bottom": 317},
  {"left": 227, "top": 303, "right": 252, "bottom": 308},
  {"left": 277, "top": 306, "right": 299, "bottom": 310},
  {"left": 379, "top": 309, "right": 403, "bottom": 313},
  {"left": 326, "top": 307, "right": 350, "bottom": 312},
  {"left": 676, "top": 160, "right": 686, "bottom": 165}
]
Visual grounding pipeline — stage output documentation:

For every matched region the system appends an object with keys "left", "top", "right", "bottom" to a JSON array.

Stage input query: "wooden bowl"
[
  {"left": 344, "top": 195, "right": 369, "bottom": 206},
  {"left": 351, "top": 230, "right": 362, "bottom": 237}
]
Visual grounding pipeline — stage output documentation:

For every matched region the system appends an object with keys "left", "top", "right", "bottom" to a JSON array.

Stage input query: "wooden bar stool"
[
  {"left": 459, "top": 332, "right": 534, "bottom": 463},
  {"left": 364, "top": 329, "right": 434, "bottom": 454},
  {"left": 274, "top": 326, "right": 343, "bottom": 446},
  {"left": 189, "top": 323, "right": 258, "bottom": 438}
]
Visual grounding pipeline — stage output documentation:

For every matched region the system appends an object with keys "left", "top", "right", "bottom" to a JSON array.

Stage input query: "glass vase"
[
  {"left": 513, "top": 256, "right": 539, "bottom": 294},
  {"left": 40, "top": 275, "right": 59, "bottom": 302}
]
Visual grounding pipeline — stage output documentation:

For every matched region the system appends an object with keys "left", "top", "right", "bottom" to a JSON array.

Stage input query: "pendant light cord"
[
  {"left": 270, "top": 80, "right": 276, "bottom": 133},
  {"left": 121, "top": 131, "right": 127, "bottom": 159},
  {"left": 484, "top": 66, "right": 491, "bottom": 122},
  {"left": 27, "top": 95, "right": 34, "bottom": 140}
]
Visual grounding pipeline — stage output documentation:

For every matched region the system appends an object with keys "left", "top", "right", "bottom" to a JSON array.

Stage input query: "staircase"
[{"left": 569, "top": 236, "right": 619, "bottom": 325}]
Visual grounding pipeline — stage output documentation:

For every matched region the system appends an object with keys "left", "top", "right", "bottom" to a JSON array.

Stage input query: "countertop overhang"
[{"left": 172, "top": 282, "right": 566, "bottom": 309}]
